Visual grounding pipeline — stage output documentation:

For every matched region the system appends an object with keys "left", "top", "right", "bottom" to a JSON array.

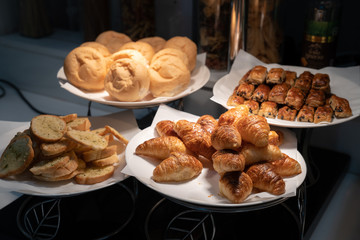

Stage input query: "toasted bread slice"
[
  {"left": 40, "top": 137, "right": 77, "bottom": 157},
  {"left": 30, "top": 115, "right": 67, "bottom": 142},
  {"left": 82, "top": 145, "right": 117, "bottom": 162},
  {"left": 104, "top": 125, "right": 128, "bottom": 145},
  {"left": 66, "top": 130, "right": 108, "bottom": 151},
  {"left": 75, "top": 165, "right": 115, "bottom": 185},
  {"left": 66, "top": 117, "right": 91, "bottom": 131},
  {"left": 29, "top": 151, "right": 74, "bottom": 176},
  {"left": 40, "top": 154, "right": 79, "bottom": 178},
  {"left": 90, "top": 153, "right": 119, "bottom": 167},
  {"left": 34, "top": 170, "right": 80, "bottom": 182},
  {"left": 0, "top": 135, "right": 35, "bottom": 178},
  {"left": 60, "top": 113, "right": 78, "bottom": 123}
]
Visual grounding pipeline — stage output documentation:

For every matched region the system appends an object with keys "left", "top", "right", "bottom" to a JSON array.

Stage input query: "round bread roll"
[
  {"left": 151, "top": 48, "right": 190, "bottom": 71},
  {"left": 104, "top": 58, "right": 150, "bottom": 101},
  {"left": 164, "top": 36, "right": 197, "bottom": 71},
  {"left": 95, "top": 30, "right": 132, "bottom": 53},
  {"left": 119, "top": 41, "right": 155, "bottom": 64},
  {"left": 149, "top": 54, "right": 190, "bottom": 97},
  {"left": 110, "top": 49, "right": 148, "bottom": 68},
  {"left": 80, "top": 41, "right": 111, "bottom": 57},
  {"left": 64, "top": 46, "right": 107, "bottom": 92},
  {"left": 138, "top": 36, "right": 166, "bottom": 53}
]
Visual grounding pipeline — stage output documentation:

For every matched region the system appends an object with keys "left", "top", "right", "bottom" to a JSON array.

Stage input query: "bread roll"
[
  {"left": 164, "top": 36, "right": 197, "bottom": 71},
  {"left": 105, "top": 57, "right": 150, "bottom": 101},
  {"left": 64, "top": 46, "right": 107, "bottom": 91},
  {"left": 95, "top": 30, "right": 132, "bottom": 53},
  {"left": 110, "top": 49, "right": 149, "bottom": 68},
  {"left": 138, "top": 36, "right": 166, "bottom": 53},
  {"left": 80, "top": 41, "right": 111, "bottom": 57},
  {"left": 149, "top": 54, "right": 190, "bottom": 97},
  {"left": 151, "top": 48, "right": 190, "bottom": 71},
  {"left": 119, "top": 41, "right": 155, "bottom": 64}
]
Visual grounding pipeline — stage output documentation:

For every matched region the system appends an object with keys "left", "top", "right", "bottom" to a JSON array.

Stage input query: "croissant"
[
  {"left": 236, "top": 115, "right": 270, "bottom": 147},
  {"left": 135, "top": 136, "right": 187, "bottom": 160},
  {"left": 270, "top": 153, "right": 302, "bottom": 177},
  {"left": 174, "top": 120, "right": 216, "bottom": 160},
  {"left": 155, "top": 120, "right": 178, "bottom": 137},
  {"left": 212, "top": 149, "right": 245, "bottom": 175},
  {"left": 246, "top": 163, "right": 285, "bottom": 195},
  {"left": 218, "top": 105, "right": 249, "bottom": 127},
  {"left": 196, "top": 115, "right": 218, "bottom": 134},
  {"left": 268, "top": 130, "right": 284, "bottom": 146},
  {"left": 219, "top": 171, "right": 253, "bottom": 203},
  {"left": 240, "top": 142, "right": 282, "bottom": 166},
  {"left": 211, "top": 125, "right": 242, "bottom": 150},
  {"left": 152, "top": 152, "right": 203, "bottom": 182}
]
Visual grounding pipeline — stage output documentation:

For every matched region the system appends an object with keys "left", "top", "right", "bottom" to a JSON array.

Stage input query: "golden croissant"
[
  {"left": 246, "top": 163, "right": 285, "bottom": 195},
  {"left": 135, "top": 136, "right": 187, "bottom": 160},
  {"left": 212, "top": 149, "right": 245, "bottom": 175},
  {"left": 155, "top": 120, "right": 178, "bottom": 137},
  {"left": 174, "top": 120, "right": 215, "bottom": 160},
  {"left": 218, "top": 104, "right": 249, "bottom": 127},
  {"left": 236, "top": 115, "right": 270, "bottom": 147},
  {"left": 240, "top": 142, "right": 282, "bottom": 166},
  {"left": 219, "top": 171, "right": 253, "bottom": 203},
  {"left": 268, "top": 130, "right": 284, "bottom": 146},
  {"left": 270, "top": 153, "right": 302, "bottom": 177},
  {"left": 211, "top": 125, "right": 242, "bottom": 151},
  {"left": 152, "top": 152, "right": 203, "bottom": 182},
  {"left": 196, "top": 115, "right": 218, "bottom": 134}
]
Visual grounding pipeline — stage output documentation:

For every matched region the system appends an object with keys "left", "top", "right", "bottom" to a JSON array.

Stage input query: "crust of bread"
[
  {"left": 90, "top": 153, "right": 119, "bottom": 167},
  {"left": 82, "top": 145, "right": 117, "bottom": 162},
  {"left": 60, "top": 113, "right": 78, "bottom": 123},
  {"left": 66, "top": 118, "right": 91, "bottom": 131}
]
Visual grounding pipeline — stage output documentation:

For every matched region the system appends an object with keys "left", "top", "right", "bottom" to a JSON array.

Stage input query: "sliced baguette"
[
  {"left": 82, "top": 145, "right": 117, "bottom": 162},
  {"left": 40, "top": 154, "right": 79, "bottom": 178},
  {"left": 60, "top": 113, "right": 78, "bottom": 123},
  {"left": 40, "top": 137, "right": 77, "bottom": 157},
  {"left": 90, "top": 153, "right": 119, "bottom": 167},
  {"left": 104, "top": 125, "right": 128, "bottom": 145},
  {"left": 30, "top": 115, "right": 67, "bottom": 142},
  {"left": 29, "top": 151, "right": 73, "bottom": 176},
  {"left": 66, "top": 117, "right": 91, "bottom": 131},
  {"left": 34, "top": 170, "right": 80, "bottom": 182},
  {"left": 66, "top": 130, "right": 108, "bottom": 151},
  {"left": 75, "top": 165, "right": 115, "bottom": 185},
  {"left": 0, "top": 135, "right": 35, "bottom": 178}
]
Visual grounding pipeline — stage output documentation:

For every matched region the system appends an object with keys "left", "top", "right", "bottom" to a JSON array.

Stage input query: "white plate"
[
  {"left": 0, "top": 111, "right": 141, "bottom": 197},
  {"left": 57, "top": 54, "right": 210, "bottom": 109},
  {"left": 211, "top": 50, "right": 360, "bottom": 128},
  {"left": 125, "top": 116, "right": 307, "bottom": 208}
]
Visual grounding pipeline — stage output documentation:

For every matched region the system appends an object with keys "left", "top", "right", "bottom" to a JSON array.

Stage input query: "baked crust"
[{"left": 258, "top": 101, "right": 278, "bottom": 119}]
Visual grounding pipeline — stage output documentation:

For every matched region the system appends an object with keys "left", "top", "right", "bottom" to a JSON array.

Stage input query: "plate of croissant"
[{"left": 125, "top": 104, "right": 306, "bottom": 207}]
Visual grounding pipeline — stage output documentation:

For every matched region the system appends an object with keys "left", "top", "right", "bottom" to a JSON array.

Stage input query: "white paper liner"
[
  {"left": 124, "top": 104, "right": 307, "bottom": 207},
  {"left": 211, "top": 50, "right": 360, "bottom": 128}
]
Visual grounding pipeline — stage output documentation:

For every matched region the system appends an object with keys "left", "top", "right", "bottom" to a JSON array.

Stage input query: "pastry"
[
  {"left": 152, "top": 152, "right": 203, "bottom": 182},
  {"left": 270, "top": 153, "right": 302, "bottom": 177},
  {"left": 277, "top": 106, "right": 297, "bottom": 121},
  {"left": 266, "top": 68, "right": 285, "bottom": 84},
  {"left": 164, "top": 36, "right": 197, "bottom": 71},
  {"left": 268, "top": 130, "right": 283, "bottom": 146},
  {"left": 137, "top": 36, "right": 166, "bottom": 53},
  {"left": 297, "top": 105, "right": 315, "bottom": 122},
  {"left": 243, "top": 100, "right": 260, "bottom": 115},
  {"left": 294, "top": 71, "right": 313, "bottom": 94},
  {"left": 174, "top": 120, "right": 215, "bottom": 160},
  {"left": 305, "top": 88, "right": 326, "bottom": 107},
  {"left": 155, "top": 120, "right": 178, "bottom": 137},
  {"left": 104, "top": 57, "right": 150, "bottom": 101},
  {"left": 329, "top": 94, "right": 352, "bottom": 118},
  {"left": 314, "top": 105, "right": 333, "bottom": 123},
  {"left": 285, "top": 87, "right": 306, "bottom": 110},
  {"left": 284, "top": 70, "right": 297, "bottom": 87},
  {"left": 268, "top": 83, "right": 290, "bottom": 104},
  {"left": 227, "top": 94, "right": 245, "bottom": 107},
  {"left": 218, "top": 105, "right": 250, "bottom": 126},
  {"left": 95, "top": 30, "right": 132, "bottom": 53},
  {"left": 239, "top": 142, "right": 282, "bottom": 166},
  {"left": 119, "top": 41, "right": 155, "bottom": 64},
  {"left": 135, "top": 136, "right": 187, "bottom": 160},
  {"left": 312, "top": 73, "right": 331, "bottom": 94},
  {"left": 258, "top": 101, "right": 278, "bottom": 119},
  {"left": 197, "top": 115, "right": 218, "bottom": 134},
  {"left": 149, "top": 51, "right": 191, "bottom": 97},
  {"left": 251, "top": 84, "right": 271, "bottom": 102},
  {"left": 236, "top": 115, "right": 270, "bottom": 147},
  {"left": 236, "top": 83, "right": 255, "bottom": 99},
  {"left": 212, "top": 150, "right": 245, "bottom": 175},
  {"left": 219, "top": 171, "right": 253, "bottom": 203},
  {"left": 246, "top": 65, "right": 267, "bottom": 85},
  {"left": 211, "top": 125, "right": 242, "bottom": 151},
  {"left": 246, "top": 163, "right": 285, "bottom": 195},
  {"left": 64, "top": 46, "right": 107, "bottom": 92}
]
